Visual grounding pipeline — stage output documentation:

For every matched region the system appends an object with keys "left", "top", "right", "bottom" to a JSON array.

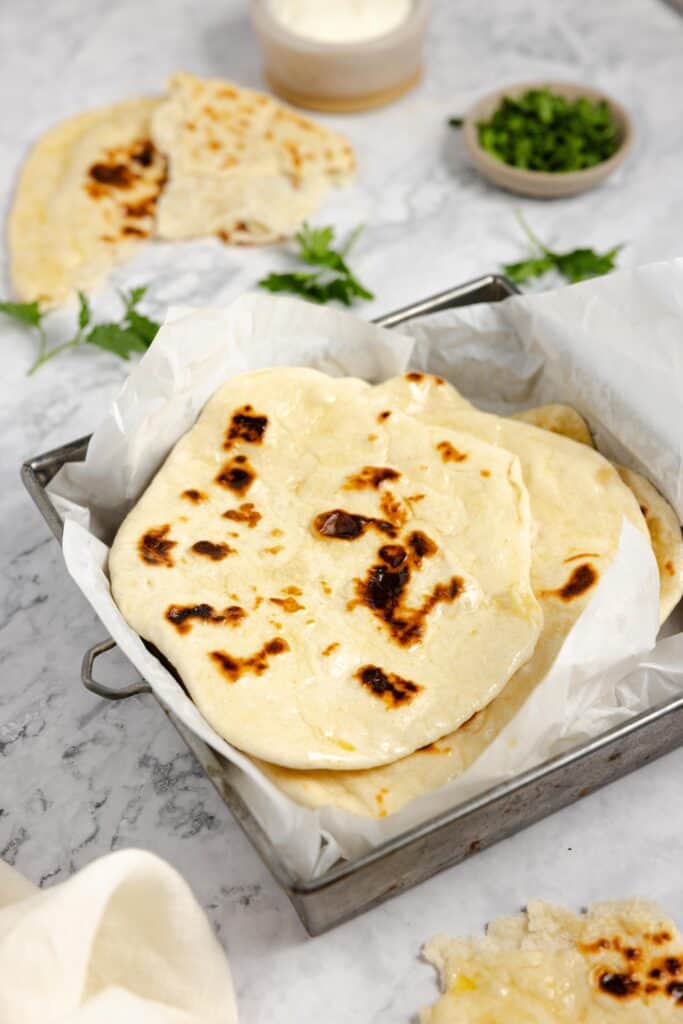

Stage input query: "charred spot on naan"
[
  {"left": 542, "top": 562, "right": 598, "bottom": 601},
  {"left": 355, "top": 665, "right": 422, "bottom": 707},
  {"left": 209, "top": 637, "right": 289, "bottom": 682},
  {"left": 85, "top": 138, "right": 167, "bottom": 239},
  {"left": 138, "top": 524, "right": 176, "bottom": 566},
  {"left": 222, "top": 502, "right": 261, "bottom": 528},
  {"left": 437, "top": 440, "right": 468, "bottom": 463},
  {"left": 269, "top": 596, "right": 304, "bottom": 613},
  {"left": 377, "top": 410, "right": 392, "bottom": 422},
  {"left": 378, "top": 544, "right": 407, "bottom": 568},
  {"left": 379, "top": 490, "right": 408, "bottom": 528},
  {"left": 564, "top": 552, "right": 601, "bottom": 563},
  {"left": 322, "top": 642, "right": 339, "bottom": 657},
  {"left": 215, "top": 454, "right": 255, "bottom": 494},
  {"left": 580, "top": 931, "right": 683, "bottom": 1005},
  {"left": 353, "top": 555, "right": 463, "bottom": 647},
  {"left": 224, "top": 404, "right": 268, "bottom": 449},
  {"left": 313, "top": 509, "right": 397, "bottom": 540},
  {"left": 404, "top": 371, "right": 445, "bottom": 386},
  {"left": 166, "top": 603, "right": 245, "bottom": 634},
  {"left": 190, "top": 540, "right": 234, "bottom": 561},
  {"left": 343, "top": 466, "right": 401, "bottom": 490},
  {"left": 166, "top": 602, "right": 229, "bottom": 633},
  {"left": 406, "top": 530, "right": 438, "bottom": 567},
  {"left": 180, "top": 488, "right": 207, "bottom": 503}
]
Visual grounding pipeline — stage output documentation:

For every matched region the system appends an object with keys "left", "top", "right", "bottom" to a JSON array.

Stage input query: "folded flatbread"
[{"left": 9, "top": 98, "right": 166, "bottom": 306}]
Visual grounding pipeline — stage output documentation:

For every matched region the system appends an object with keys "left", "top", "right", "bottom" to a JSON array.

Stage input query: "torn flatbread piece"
[
  {"left": 421, "top": 899, "right": 683, "bottom": 1022},
  {"left": 151, "top": 72, "right": 355, "bottom": 243}
]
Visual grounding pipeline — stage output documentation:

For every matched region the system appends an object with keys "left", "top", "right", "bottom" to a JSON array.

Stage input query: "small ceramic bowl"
[
  {"left": 250, "top": 0, "right": 430, "bottom": 113},
  {"left": 463, "top": 81, "right": 634, "bottom": 198}
]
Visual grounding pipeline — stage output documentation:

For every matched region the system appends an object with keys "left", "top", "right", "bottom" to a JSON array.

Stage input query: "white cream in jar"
[{"left": 268, "top": 0, "right": 413, "bottom": 44}]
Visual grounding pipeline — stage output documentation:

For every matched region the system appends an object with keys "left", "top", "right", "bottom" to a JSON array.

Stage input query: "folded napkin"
[{"left": 0, "top": 849, "right": 238, "bottom": 1024}]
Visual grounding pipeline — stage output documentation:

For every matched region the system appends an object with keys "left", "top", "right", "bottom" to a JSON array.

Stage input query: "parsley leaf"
[
  {"left": 448, "top": 116, "right": 464, "bottom": 128},
  {"left": 0, "top": 286, "right": 161, "bottom": 374},
  {"left": 504, "top": 255, "right": 555, "bottom": 285},
  {"left": 258, "top": 223, "right": 374, "bottom": 306},
  {"left": 553, "top": 245, "right": 622, "bottom": 283},
  {"left": 503, "top": 211, "right": 621, "bottom": 286},
  {"left": 84, "top": 323, "right": 148, "bottom": 359},
  {"left": 0, "top": 300, "right": 43, "bottom": 328},
  {"left": 77, "top": 292, "right": 91, "bottom": 330}
]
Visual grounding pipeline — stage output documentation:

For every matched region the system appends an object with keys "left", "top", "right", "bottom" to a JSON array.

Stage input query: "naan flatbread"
[
  {"left": 422, "top": 899, "right": 683, "bottom": 1022},
  {"left": 152, "top": 72, "right": 355, "bottom": 243},
  {"left": 617, "top": 467, "right": 683, "bottom": 622},
  {"left": 9, "top": 98, "right": 166, "bottom": 306},
  {"left": 109, "top": 368, "right": 541, "bottom": 770},
  {"left": 513, "top": 402, "right": 594, "bottom": 446},
  {"left": 513, "top": 405, "right": 682, "bottom": 621},
  {"left": 258, "top": 374, "right": 648, "bottom": 812}
]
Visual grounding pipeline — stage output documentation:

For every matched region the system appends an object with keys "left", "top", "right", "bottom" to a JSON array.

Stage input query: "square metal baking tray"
[{"left": 21, "top": 274, "right": 683, "bottom": 935}]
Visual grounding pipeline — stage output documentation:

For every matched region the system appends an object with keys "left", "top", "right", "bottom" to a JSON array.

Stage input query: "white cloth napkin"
[{"left": 0, "top": 849, "right": 238, "bottom": 1024}]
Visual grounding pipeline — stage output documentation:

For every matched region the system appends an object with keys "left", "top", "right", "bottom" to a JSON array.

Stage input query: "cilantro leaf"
[
  {"left": 503, "top": 255, "right": 555, "bottom": 284},
  {"left": 85, "top": 323, "right": 149, "bottom": 359},
  {"left": 126, "top": 285, "right": 148, "bottom": 308},
  {"left": 259, "top": 272, "right": 321, "bottom": 297},
  {"left": 448, "top": 117, "right": 464, "bottom": 128},
  {"left": 0, "top": 300, "right": 43, "bottom": 328},
  {"left": 1, "top": 284, "right": 160, "bottom": 374},
  {"left": 553, "top": 245, "right": 621, "bottom": 283},
  {"left": 258, "top": 223, "right": 374, "bottom": 306},
  {"left": 125, "top": 309, "right": 160, "bottom": 345},
  {"left": 504, "top": 211, "right": 621, "bottom": 287},
  {"left": 295, "top": 224, "right": 336, "bottom": 264},
  {"left": 77, "top": 292, "right": 91, "bottom": 330}
]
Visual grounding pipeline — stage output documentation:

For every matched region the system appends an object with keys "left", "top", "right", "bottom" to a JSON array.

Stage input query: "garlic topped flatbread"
[{"left": 422, "top": 899, "right": 683, "bottom": 1022}]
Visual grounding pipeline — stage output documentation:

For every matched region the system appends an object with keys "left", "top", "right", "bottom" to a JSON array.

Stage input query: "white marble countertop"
[{"left": 2, "top": 0, "right": 683, "bottom": 1019}]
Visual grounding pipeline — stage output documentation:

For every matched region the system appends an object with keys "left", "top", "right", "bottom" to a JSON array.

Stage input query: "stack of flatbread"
[
  {"left": 108, "top": 368, "right": 683, "bottom": 816},
  {"left": 9, "top": 73, "right": 355, "bottom": 306}
]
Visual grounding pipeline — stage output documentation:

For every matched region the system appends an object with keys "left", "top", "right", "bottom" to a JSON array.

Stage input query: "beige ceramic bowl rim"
[
  {"left": 463, "top": 80, "right": 634, "bottom": 185},
  {"left": 251, "top": 0, "right": 430, "bottom": 55}
]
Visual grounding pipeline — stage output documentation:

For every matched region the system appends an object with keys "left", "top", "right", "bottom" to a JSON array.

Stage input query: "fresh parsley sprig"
[
  {"left": 504, "top": 211, "right": 621, "bottom": 286},
  {"left": 0, "top": 286, "right": 160, "bottom": 374},
  {"left": 258, "top": 223, "right": 374, "bottom": 306}
]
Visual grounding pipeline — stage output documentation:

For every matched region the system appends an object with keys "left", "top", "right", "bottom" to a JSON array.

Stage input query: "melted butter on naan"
[{"left": 421, "top": 899, "right": 683, "bottom": 1022}]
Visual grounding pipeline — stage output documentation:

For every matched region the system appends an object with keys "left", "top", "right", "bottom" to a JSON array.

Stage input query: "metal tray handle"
[{"left": 81, "top": 638, "right": 152, "bottom": 700}]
